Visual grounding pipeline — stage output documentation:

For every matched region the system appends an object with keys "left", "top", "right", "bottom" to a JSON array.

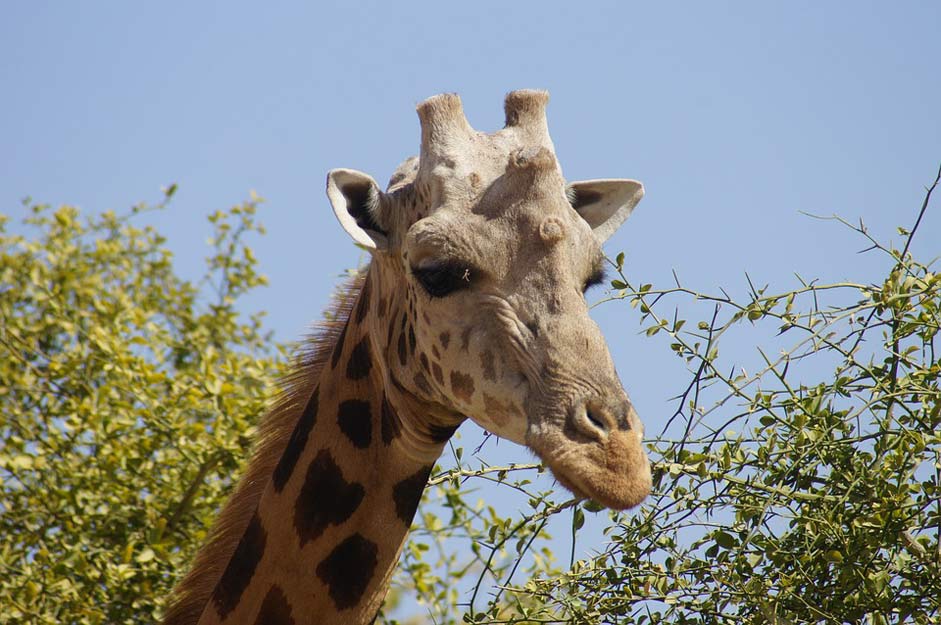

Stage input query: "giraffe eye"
[{"left": 412, "top": 262, "right": 472, "bottom": 298}]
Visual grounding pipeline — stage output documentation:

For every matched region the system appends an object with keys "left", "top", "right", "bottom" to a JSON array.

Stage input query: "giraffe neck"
[{"left": 195, "top": 267, "right": 455, "bottom": 625}]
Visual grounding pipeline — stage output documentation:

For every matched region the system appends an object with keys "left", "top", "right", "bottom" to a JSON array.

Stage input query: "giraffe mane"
[{"left": 161, "top": 271, "right": 367, "bottom": 625}]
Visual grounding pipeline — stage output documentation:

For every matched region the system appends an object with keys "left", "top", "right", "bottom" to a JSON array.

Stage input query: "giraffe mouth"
[{"left": 528, "top": 426, "right": 652, "bottom": 511}]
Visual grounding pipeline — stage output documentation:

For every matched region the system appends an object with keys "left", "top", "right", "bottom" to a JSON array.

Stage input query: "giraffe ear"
[
  {"left": 327, "top": 169, "right": 389, "bottom": 251},
  {"left": 567, "top": 179, "right": 644, "bottom": 243}
]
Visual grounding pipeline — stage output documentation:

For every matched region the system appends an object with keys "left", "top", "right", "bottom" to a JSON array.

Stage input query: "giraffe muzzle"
[{"left": 528, "top": 393, "right": 651, "bottom": 510}]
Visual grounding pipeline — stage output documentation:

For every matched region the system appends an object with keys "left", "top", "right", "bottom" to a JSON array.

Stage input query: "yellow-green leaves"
[{"left": 0, "top": 194, "right": 282, "bottom": 624}]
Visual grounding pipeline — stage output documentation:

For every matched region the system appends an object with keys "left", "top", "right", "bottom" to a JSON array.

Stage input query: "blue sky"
[
  {"left": 3, "top": 0, "right": 940, "bottom": 609},
  {"left": 4, "top": 0, "right": 939, "bottom": 416}
]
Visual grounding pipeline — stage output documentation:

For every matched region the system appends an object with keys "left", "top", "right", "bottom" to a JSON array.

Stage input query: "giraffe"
[{"left": 163, "top": 90, "right": 651, "bottom": 625}]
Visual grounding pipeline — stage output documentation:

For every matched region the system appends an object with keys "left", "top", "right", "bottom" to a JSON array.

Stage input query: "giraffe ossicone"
[{"left": 165, "top": 89, "right": 651, "bottom": 625}]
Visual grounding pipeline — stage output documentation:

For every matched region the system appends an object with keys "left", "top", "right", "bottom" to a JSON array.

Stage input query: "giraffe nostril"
[
  {"left": 585, "top": 408, "right": 607, "bottom": 433},
  {"left": 571, "top": 401, "right": 610, "bottom": 441}
]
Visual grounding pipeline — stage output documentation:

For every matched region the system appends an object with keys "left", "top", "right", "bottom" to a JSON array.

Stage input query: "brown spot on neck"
[
  {"left": 397, "top": 332, "right": 408, "bottom": 366},
  {"left": 272, "top": 387, "right": 319, "bottom": 492},
  {"left": 337, "top": 399, "right": 373, "bottom": 449},
  {"left": 330, "top": 322, "right": 349, "bottom": 369},
  {"left": 315, "top": 533, "right": 379, "bottom": 610},
  {"left": 346, "top": 336, "right": 373, "bottom": 381},
  {"left": 379, "top": 296, "right": 389, "bottom": 319},
  {"left": 379, "top": 394, "right": 401, "bottom": 445},
  {"left": 386, "top": 313, "right": 397, "bottom": 346},
  {"left": 413, "top": 371, "right": 433, "bottom": 396},
  {"left": 253, "top": 585, "right": 295, "bottom": 625},
  {"left": 354, "top": 276, "right": 371, "bottom": 324},
  {"left": 392, "top": 465, "right": 433, "bottom": 524},
  {"left": 407, "top": 325, "right": 417, "bottom": 355},
  {"left": 480, "top": 349, "right": 496, "bottom": 382},
  {"left": 212, "top": 512, "right": 266, "bottom": 619},
  {"left": 450, "top": 370, "right": 476, "bottom": 404},
  {"left": 294, "top": 450, "right": 365, "bottom": 546},
  {"left": 428, "top": 422, "right": 459, "bottom": 443},
  {"left": 431, "top": 361, "right": 444, "bottom": 386}
]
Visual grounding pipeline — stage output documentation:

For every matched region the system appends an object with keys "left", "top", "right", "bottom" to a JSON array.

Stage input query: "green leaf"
[
  {"left": 135, "top": 548, "right": 156, "bottom": 564},
  {"left": 713, "top": 531, "right": 735, "bottom": 549}
]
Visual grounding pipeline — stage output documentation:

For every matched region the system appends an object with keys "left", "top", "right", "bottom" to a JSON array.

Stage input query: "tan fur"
[
  {"left": 503, "top": 89, "right": 551, "bottom": 138},
  {"left": 161, "top": 273, "right": 366, "bottom": 625}
]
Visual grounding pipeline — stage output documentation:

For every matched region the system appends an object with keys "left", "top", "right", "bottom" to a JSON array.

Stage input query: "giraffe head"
[{"left": 326, "top": 91, "right": 651, "bottom": 510}]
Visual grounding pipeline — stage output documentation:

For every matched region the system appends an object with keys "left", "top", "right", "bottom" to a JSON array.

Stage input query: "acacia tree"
[{"left": 1, "top": 169, "right": 939, "bottom": 625}]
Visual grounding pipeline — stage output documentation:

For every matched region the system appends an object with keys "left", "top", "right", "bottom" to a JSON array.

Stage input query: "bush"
[{"left": 0, "top": 191, "right": 282, "bottom": 624}]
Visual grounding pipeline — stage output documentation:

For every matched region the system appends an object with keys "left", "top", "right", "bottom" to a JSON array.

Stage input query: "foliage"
[
  {"left": 0, "top": 190, "right": 282, "bottom": 624},
  {"left": 2, "top": 167, "right": 939, "bottom": 625}
]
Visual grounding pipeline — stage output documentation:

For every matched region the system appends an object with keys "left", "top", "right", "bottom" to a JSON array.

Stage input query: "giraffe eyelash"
[
  {"left": 412, "top": 262, "right": 474, "bottom": 298},
  {"left": 582, "top": 267, "right": 607, "bottom": 294}
]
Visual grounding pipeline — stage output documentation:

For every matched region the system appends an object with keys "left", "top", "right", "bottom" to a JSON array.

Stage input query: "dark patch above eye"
[
  {"left": 582, "top": 265, "right": 607, "bottom": 293},
  {"left": 411, "top": 262, "right": 473, "bottom": 298}
]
